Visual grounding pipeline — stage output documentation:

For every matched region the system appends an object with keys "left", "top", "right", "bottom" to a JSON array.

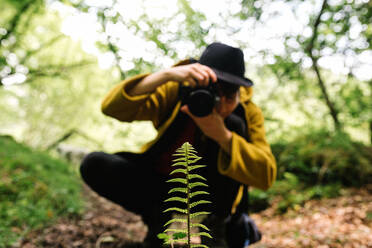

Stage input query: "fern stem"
[{"left": 186, "top": 143, "right": 191, "bottom": 248}]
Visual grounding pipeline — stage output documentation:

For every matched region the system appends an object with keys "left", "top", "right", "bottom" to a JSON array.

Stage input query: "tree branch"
[
  {"left": 0, "top": 1, "right": 34, "bottom": 44},
  {"left": 305, "top": 0, "right": 341, "bottom": 130}
]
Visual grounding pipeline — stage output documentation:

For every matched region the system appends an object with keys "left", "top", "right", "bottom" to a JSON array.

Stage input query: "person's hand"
[
  {"left": 180, "top": 105, "right": 232, "bottom": 152},
  {"left": 164, "top": 63, "right": 217, "bottom": 87}
]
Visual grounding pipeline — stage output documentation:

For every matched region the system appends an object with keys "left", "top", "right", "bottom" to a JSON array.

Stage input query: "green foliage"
[
  {"left": 274, "top": 129, "right": 372, "bottom": 186},
  {"left": 158, "top": 142, "right": 212, "bottom": 248},
  {"left": 250, "top": 172, "right": 343, "bottom": 214},
  {"left": 249, "top": 129, "right": 372, "bottom": 214},
  {"left": 0, "top": 135, "right": 84, "bottom": 247}
]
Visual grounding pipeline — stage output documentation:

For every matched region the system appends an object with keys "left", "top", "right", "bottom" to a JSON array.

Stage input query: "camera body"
[{"left": 180, "top": 84, "right": 220, "bottom": 117}]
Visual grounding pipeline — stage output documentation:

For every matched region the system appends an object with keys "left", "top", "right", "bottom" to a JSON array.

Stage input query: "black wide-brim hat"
[{"left": 192, "top": 42, "right": 253, "bottom": 87}]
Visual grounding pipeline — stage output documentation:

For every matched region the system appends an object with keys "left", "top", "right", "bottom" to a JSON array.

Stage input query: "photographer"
[{"left": 80, "top": 42, "right": 277, "bottom": 247}]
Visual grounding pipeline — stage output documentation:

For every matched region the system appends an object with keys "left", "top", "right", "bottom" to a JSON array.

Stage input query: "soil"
[{"left": 15, "top": 185, "right": 372, "bottom": 248}]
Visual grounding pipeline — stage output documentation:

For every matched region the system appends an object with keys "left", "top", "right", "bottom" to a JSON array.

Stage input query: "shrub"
[
  {"left": 272, "top": 130, "right": 372, "bottom": 187},
  {"left": 0, "top": 136, "right": 84, "bottom": 247}
]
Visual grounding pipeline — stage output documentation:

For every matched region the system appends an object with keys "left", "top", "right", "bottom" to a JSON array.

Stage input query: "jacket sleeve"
[
  {"left": 101, "top": 73, "right": 179, "bottom": 129},
  {"left": 217, "top": 102, "right": 277, "bottom": 190}
]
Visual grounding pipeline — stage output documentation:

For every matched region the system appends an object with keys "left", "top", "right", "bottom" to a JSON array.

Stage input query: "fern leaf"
[
  {"left": 190, "top": 191, "right": 209, "bottom": 198},
  {"left": 164, "top": 197, "right": 187, "bottom": 204},
  {"left": 172, "top": 157, "right": 186, "bottom": 161},
  {"left": 164, "top": 228, "right": 187, "bottom": 234},
  {"left": 190, "top": 223, "right": 210, "bottom": 231},
  {"left": 189, "top": 157, "right": 202, "bottom": 163},
  {"left": 170, "top": 168, "right": 188, "bottom": 175},
  {"left": 190, "top": 211, "right": 211, "bottom": 219},
  {"left": 188, "top": 165, "right": 207, "bottom": 171},
  {"left": 188, "top": 174, "right": 207, "bottom": 181},
  {"left": 191, "top": 232, "right": 213, "bottom": 239},
  {"left": 190, "top": 200, "right": 211, "bottom": 209},
  {"left": 160, "top": 142, "right": 212, "bottom": 247},
  {"left": 172, "top": 239, "right": 188, "bottom": 244},
  {"left": 168, "top": 188, "right": 187, "bottom": 194},
  {"left": 163, "top": 207, "right": 187, "bottom": 214},
  {"left": 167, "top": 178, "right": 187, "bottom": 184},
  {"left": 164, "top": 218, "right": 187, "bottom": 227},
  {"left": 171, "top": 161, "right": 187, "bottom": 167},
  {"left": 189, "top": 182, "right": 208, "bottom": 189}
]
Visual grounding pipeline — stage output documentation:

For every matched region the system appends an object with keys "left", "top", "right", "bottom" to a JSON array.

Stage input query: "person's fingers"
[
  {"left": 200, "top": 64, "right": 217, "bottom": 83},
  {"left": 188, "top": 69, "right": 207, "bottom": 86},
  {"left": 189, "top": 66, "right": 209, "bottom": 86},
  {"left": 191, "top": 66, "right": 210, "bottom": 86},
  {"left": 180, "top": 105, "right": 192, "bottom": 117},
  {"left": 184, "top": 76, "right": 198, "bottom": 87}
]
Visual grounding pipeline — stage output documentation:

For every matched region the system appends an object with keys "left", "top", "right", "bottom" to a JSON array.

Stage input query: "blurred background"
[{"left": 0, "top": 0, "right": 371, "bottom": 247}]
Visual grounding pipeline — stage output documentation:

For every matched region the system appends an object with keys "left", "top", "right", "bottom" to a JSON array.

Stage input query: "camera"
[{"left": 180, "top": 84, "right": 220, "bottom": 117}]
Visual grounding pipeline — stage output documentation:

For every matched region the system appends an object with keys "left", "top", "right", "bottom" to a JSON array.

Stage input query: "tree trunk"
[{"left": 306, "top": 0, "right": 341, "bottom": 131}]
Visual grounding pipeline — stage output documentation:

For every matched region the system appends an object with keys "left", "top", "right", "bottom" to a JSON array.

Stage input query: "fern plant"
[{"left": 158, "top": 142, "right": 212, "bottom": 248}]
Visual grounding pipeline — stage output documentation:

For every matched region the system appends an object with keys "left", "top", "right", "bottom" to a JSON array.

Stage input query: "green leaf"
[
  {"left": 188, "top": 174, "right": 207, "bottom": 181},
  {"left": 190, "top": 191, "right": 209, "bottom": 198},
  {"left": 164, "top": 218, "right": 187, "bottom": 227},
  {"left": 190, "top": 200, "right": 211, "bottom": 208},
  {"left": 190, "top": 211, "right": 210, "bottom": 218},
  {"left": 164, "top": 197, "right": 187, "bottom": 204},
  {"left": 168, "top": 188, "right": 187, "bottom": 194},
  {"left": 166, "top": 178, "right": 187, "bottom": 184},
  {"left": 189, "top": 182, "right": 208, "bottom": 189},
  {"left": 170, "top": 168, "right": 187, "bottom": 175},
  {"left": 191, "top": 232, "right": 213, "bottom": 239},
  {"left": 190, "top": 223, "right": 210, "bottom": 231},
  {"left": 157, "top": 233, "right": 169, "bottom": 241},
  {"left": 173, "top": 232, "right": 187, "bottom": 239},
  {"left": 189, "top": 165, "right": 207, "bottom": 171},
  {"left": 163, "top": 207, "right": 187, "bottom": 214},
  {"left": 171, "top": 161, "right": 187, "bottom": 167},
  {"left": 172, "top": 157, "right": 186, "bottom": 162},
  {"left": 164, "top": 228, "right": 187, "bottom": 234}
]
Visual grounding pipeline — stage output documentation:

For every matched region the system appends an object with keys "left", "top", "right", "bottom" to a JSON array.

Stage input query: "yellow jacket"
[{"left": 101, "top": 72, "right": 277, "bottom": 192}]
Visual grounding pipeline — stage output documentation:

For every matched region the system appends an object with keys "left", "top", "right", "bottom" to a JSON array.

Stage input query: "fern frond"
[
  {"left": 170, "top": 168, "right": 188, "bottom": 175},
  {"left": 168, "top": 188, "right": 187, "bottom": 194},
  {"left": 167, "top": 178, "right": 187, "bottom": 184},
  {"left": 171, "top": 161, "right": 187, "bottom": 167},
  {"left": 164, "top": 197, "right": 187, "bottom": 204},
  {"left": 190, "top": 191, "right": 209, "bottom": 198},
  {"left": 190, "top": 200, "right": 211, "bottom": 209},
  {"left": 172, "top": 157, "right": 186, "bottom": 161},
  {"left": 164, "top": 218, "right": 187, "bottom": 227},
  {"left": 189, "top": 157, "right": 202, "bottom": 163},
  {"left": 190, "top": 223, "right": 210, "bottom": 231},
  {"left": 189, "top": 182, "right": 208, "bottom": 189},
  {"left": 164, "top": 228, "right": 187, "bottom": 234},
  {"left": 188, "top": 174, "right": 207, "bottom": 181},
  {"left": 160, "top": 142, "right": 212, "bottom": 247},
  {"left": 190, "top": 211, "right": 211, "bottom": 219},
  {"left": 172, "top": 239, "right": 188, "bottom": 244},
  {"left": 163, "top": 207, "right": 187, "bottom": 214},
  {"left": 191, "top": 232, "right": 213, "bottom": 239},
  {"left": 188, "top": 165, "right": 207, "bottom": 171}
]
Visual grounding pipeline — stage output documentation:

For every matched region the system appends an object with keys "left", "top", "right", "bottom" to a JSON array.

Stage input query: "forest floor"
[{"left": 17, "top": 184, "right": 372, "bottom": 248}]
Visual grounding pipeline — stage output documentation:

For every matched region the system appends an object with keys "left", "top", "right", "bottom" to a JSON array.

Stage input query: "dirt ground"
[{"left": 15, "top": 185, "right": 372, "bottom": 248}]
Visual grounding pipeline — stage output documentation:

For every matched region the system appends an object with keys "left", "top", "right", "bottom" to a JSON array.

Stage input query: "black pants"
[{"left": 80, "top": 149, "right": 241, "bottom": 216}]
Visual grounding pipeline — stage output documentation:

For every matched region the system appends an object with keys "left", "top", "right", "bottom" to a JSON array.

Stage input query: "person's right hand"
[{"left": 164, "top": 63, "right": 218, "bottom": 87}]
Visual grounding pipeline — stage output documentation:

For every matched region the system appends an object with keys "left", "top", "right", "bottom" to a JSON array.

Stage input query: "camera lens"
[{"left": 187, "top": 89, "right": 215, "bottom": 117}]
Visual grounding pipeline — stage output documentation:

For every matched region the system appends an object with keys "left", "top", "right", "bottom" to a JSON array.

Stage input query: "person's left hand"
[{"left": 180, "top": 105, "right": 232, "bottom": 151}]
